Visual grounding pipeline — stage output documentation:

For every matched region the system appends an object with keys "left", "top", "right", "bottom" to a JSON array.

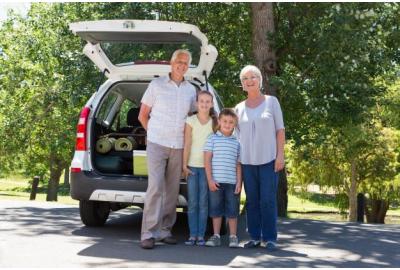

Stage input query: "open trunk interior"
[{"left": 91, "top": 81, "right": 148, "bottom": 175}]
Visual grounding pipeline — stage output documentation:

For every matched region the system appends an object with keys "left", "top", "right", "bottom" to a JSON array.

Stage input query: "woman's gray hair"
[
  {"left": 171, "top": 49, "right": 192, "bottom": 66},
  {"left": 239, "top": 65, "right": 263, "bottom": 90}
]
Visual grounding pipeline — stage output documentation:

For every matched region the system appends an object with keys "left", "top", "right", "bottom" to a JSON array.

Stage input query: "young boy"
[{"left": 203, "top": 108, "right": 242, "bottom": 248}]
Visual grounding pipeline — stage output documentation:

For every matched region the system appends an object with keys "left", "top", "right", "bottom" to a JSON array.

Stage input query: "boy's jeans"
[
  {"left": 187, "top": 166, "right": 208, "bottom": 238},
  {"left": 208, "top": 183, "right": 240, "bottom": 218},
  {"left": 242, "top": 160, "right": 278, "bottom": 242}
]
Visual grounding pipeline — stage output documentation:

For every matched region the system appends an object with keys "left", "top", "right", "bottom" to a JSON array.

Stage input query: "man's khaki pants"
[{"left": 141, "top": 142, "right": 183, "bottom": 241}]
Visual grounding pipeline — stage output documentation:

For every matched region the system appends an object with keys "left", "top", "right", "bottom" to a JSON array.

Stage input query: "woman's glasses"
[{"left": 242, "top": 76, "right": 259, "bottom": 81}]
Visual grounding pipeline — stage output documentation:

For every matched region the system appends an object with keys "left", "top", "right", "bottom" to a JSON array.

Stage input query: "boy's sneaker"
[
  {"left": 265, "top": 241, "right": 277, "bottom": 252},
  {"left": 228, "top": 235, "right": 239, "bottom": 248},
  {"left": 243, "top": 240, "right": 261, "bottom": 248},
  {"left": 205, "top": 235, "right": 221, "bottom": 247}
]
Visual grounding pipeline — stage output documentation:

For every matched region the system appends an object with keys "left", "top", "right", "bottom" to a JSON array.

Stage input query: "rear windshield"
[{"left": 101, "top": 42, "right": 201, "bottom": 67}]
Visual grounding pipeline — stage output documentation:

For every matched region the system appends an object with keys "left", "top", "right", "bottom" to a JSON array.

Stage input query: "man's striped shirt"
[{"left": 203, "top": 131, "right": 240, "bottom": 185}]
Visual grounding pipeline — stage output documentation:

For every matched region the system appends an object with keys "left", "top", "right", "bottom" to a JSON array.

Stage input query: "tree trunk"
[
  {"left": 63, "top": 167, "right": 70, "bottom": 186},
  {"left": 251, "top": 3, "right": 287, "bottom": 217},
  {"left": 365, "top": 198, "right": 389, "bottom": 224},
  {"left": 348, "top": 159, "right": 358, "bottom": 222},
  {"left": 277, "top": 169, "right": 288, "bottom": 217},
  {"left": 251, "top": 2, "right": 277, "bottom": 95},
  {"left": 46, "top": 154, "right": 64, "bottom": 201}
]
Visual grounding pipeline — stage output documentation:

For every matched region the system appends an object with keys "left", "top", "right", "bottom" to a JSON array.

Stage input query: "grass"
[
  {"left": 1, "top": 175, "right": 399, "bottom": 223},
  {"left": 0, "top": 177, "right": 77, "bottom": 205},
  {"left": 287, "top": 192, "right": 342, "bottom": 213}
]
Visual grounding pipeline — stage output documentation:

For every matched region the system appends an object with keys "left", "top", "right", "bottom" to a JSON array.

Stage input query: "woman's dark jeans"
[{"left": 242, "top": 160, "right": 278, "bottom": 242}]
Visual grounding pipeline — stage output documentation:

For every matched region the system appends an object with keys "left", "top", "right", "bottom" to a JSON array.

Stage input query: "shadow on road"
[{"left": 2, "top": 201, "right": 400, "bottom": 267}]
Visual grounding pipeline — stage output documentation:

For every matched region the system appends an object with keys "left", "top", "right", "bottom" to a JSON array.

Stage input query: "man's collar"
[{"left": 168, "top": 72, "right": 186, "bottom": 83}]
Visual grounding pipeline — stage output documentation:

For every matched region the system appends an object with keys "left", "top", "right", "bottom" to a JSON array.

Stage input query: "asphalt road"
[{"left": 1, "top": 199, "right": 399, "bottom": 267}]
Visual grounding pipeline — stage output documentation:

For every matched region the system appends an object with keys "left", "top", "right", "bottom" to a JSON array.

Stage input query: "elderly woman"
[{"left": 234, "top": 65, "right": 285, "bottom": 251}]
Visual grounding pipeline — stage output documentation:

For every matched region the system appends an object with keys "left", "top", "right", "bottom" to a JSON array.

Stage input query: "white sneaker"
[
  {"left": 205, "top": 235, "right": 221, "bottom": 247},
  {"left": 229, "top": 235, "right": 239, "bottom": 248}
]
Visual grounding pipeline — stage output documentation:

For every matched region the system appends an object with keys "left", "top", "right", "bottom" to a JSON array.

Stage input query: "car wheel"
[{"left": 79, "top": 200, "right": 110, "bottom": 226}]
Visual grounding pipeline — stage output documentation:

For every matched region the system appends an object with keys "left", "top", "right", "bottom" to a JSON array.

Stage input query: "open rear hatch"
[{"left": 69, "top": 20, "right": 218, "bottom": 81}]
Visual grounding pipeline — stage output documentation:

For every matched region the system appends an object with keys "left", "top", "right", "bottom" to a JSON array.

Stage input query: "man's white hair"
[
  {"left": 170, "top": 49, "right": 192, "bottom": 66},
  {"left": 239, "top": 65, "right": 263, "bottom": 89}
]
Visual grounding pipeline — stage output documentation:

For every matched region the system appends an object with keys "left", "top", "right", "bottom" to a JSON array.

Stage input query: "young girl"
[{"left": 183, "top": 90, "right": 217, "bottom": 246}]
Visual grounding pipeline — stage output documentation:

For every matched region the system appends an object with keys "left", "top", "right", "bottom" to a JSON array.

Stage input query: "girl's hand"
[
  {"left": 208, "top": 180, "right": 220, "bottom": 192},
  {"left": 183, "top": 167, "right": 193, "bottom": 179},
  {"left": 234, "top": 182, "right": 242, "bottom": 194},
  {"left": 275, "top": 154, "right": 285, "bottom": 172}
]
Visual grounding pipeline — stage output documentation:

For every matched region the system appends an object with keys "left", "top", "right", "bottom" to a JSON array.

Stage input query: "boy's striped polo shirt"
[{"left": 203, "top": 131, "right": 240, "bottom": 185}]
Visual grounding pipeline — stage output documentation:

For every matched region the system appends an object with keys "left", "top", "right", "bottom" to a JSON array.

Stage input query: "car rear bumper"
[{"left": 70, "top": 170, "right": 188, "bottom": 207}]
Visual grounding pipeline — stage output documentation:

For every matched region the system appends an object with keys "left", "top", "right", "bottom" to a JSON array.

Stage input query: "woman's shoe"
[
  {"left": 243, "top": 240, "right": 261, "bottom": 248},
  {"left": 265, "top": 241, "right": 277, "bottom": 251}
]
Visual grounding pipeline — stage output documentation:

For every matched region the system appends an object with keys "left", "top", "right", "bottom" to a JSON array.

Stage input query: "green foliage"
[
  {"left": 275, "top": 3, "right": 400, "bottom": 219},
  {"left": 150, "top": 3, "right": 252, "bottom": 107},
  {"left": 273, "top": 3, "right": 400, "bottom": 145},
  {"left": 0, "top": 3, "right": 151, "bottom": 178}
]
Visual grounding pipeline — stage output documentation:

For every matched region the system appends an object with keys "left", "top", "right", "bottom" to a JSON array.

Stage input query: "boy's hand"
[
  {"left": 182, "top": 166, "right": 193, "bottom": 179},
  {"left": 208, "top": 180, "right": 220, "bottom": 192},
  {"left": 234, "top": 182, "right": 242, "bottom": 194}
]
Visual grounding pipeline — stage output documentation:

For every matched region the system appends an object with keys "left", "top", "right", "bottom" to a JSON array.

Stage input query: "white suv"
[{"left": 69, "top": 20, "right": 222, "bottom": 226}]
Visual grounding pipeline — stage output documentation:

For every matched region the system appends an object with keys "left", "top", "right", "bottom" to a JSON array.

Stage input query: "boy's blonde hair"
[{"left": 218, "top": 108, "right": 238, "bottom": 123}]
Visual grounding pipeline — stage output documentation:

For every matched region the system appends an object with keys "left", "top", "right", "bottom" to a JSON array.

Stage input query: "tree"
[
  {"left": 250, "top": 2, "right": 288, "bottom": 217},
  {"left": 0, "top": 3, "right": 153, "bottom": 200},
  {"left": 273, "top": 3, "right": 400, "bottom": 221}
]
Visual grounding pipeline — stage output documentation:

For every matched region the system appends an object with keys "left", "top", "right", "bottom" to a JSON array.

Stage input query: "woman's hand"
[
  {"left": 208, "top": 180, "right": 220, "bottom": 192},
  {"left": 183, "top": 166, "right": 193, "bottom": 179},
  {"left": 275, "top": 154, "right": 285, "bottom": 172}
]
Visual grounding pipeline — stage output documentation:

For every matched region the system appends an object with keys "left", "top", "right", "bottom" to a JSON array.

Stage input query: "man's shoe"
[
  {"left": 161, "top": 236, "right": 178, "bottom": 245},
  {"left": 140, "top": 238, "right": 155, "bottom": 249}
]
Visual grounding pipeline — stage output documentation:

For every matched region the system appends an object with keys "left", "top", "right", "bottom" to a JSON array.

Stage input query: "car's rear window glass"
[
  {"left": 97, "top": 92, "right": 118, "bottom": 125},
  {"left": 101, "top": 42, "right": 201, "bottom": 67}
]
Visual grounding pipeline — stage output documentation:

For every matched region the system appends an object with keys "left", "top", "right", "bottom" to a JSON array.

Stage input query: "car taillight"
[
  {"left": 75, "top": 107, "right": 90, "bottom": 151},
  {"left": 71, "top": 167, "right": 81, "bottom": 173}
]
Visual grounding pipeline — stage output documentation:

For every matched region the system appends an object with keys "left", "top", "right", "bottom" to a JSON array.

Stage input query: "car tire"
[{"left": 79, "top": 200, "right": 110, "bottom": 226}]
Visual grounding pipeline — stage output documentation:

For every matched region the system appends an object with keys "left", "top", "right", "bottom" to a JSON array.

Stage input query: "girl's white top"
[{"left": 186, "top": 114, "right": 213, "bottom": 167}]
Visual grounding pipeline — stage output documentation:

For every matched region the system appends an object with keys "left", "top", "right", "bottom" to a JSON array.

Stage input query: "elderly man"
[{"left": 138, "top": 49, "right": 197, "bottom": 249}]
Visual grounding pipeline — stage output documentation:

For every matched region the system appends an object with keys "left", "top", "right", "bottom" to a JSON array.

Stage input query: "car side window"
[
  {"left": 111, "top": 99, "right": 137, "bottom": 130},
  {"left": 96, "top": 92, "right": 118, "bottom": 125}
]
